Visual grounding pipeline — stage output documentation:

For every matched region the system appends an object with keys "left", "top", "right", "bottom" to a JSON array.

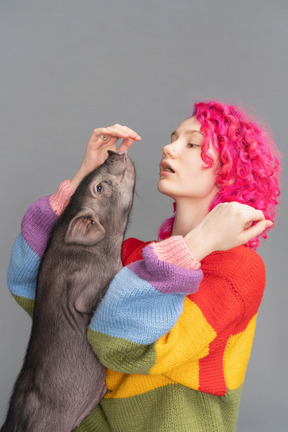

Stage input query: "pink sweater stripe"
[
  {"left": 49, "top": 180, "right": 75, "bottom": 215},
  {"left": 149, "top": 236, "right": 201, "bottom": 270}
]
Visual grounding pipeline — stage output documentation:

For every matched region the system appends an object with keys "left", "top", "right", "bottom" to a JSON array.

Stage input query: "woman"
[{"left": 7, "top": 100, "right": 280, "bottom": 431}]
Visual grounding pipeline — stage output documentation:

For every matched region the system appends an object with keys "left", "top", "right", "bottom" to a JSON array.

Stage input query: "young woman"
[{"left": 7, "top": 100, "right": 280, "bottom": 431}]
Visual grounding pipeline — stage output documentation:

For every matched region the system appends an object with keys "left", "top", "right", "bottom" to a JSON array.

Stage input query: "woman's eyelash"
[{"left": 188, "top": 143, "right": 199, "bottom": 148}]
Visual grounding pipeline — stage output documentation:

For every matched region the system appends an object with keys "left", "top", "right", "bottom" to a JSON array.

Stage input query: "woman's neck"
[{"left": 171, "top": 198, "right": 212, "bottom": 237}]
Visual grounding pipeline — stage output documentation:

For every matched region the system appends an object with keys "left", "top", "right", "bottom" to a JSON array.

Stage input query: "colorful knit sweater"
[{"left": 7, "top": 181, "right": 266, "bottom": 432}]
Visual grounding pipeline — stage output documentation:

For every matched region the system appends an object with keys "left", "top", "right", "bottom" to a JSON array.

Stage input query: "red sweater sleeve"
[{"left": 121, "top": 237, "right": 153, "bottom": 266}]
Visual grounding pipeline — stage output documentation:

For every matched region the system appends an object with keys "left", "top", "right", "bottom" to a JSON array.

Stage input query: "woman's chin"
[{"left": 157, "top": 181, "right": 176, "bottom": 199}]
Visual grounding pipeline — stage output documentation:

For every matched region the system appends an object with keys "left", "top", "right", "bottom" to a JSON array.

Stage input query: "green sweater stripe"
[
  {"left": 12, "top": 294, "right": 34, "bottom": 318},
  {"left": 87, "top": 328, "right": 157, "bottom": 374},
  {"left": 76, "top": 384, "right": 243, "bottom": 432}
]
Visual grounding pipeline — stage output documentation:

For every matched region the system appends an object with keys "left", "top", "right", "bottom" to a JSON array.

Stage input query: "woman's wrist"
[
  {"left": 70, "top": 168, "right": 85, "bottom": 190},
  {"left": 183, "top": 226, "right": 213, "bottom": 262}
]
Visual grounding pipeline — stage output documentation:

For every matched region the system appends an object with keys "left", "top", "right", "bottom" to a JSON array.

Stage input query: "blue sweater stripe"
[
  {"left": 89, "top": 266, "right": 185, "bottom": 345},
  {"left": 7, "top": 234, "right": 40, "bottom": 300}
]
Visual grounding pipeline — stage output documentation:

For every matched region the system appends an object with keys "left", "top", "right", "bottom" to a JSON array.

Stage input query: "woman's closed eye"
[{"left": 188, "top": 143, "right": 200, "bottom": 148}]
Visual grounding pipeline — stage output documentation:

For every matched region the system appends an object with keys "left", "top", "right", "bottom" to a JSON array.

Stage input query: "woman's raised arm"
[
  {"left": 71, "top": 124, "right": 141, "bottom": 189},
  {"left": 184, "top": 202, "right": 273, "bottom": 261}
]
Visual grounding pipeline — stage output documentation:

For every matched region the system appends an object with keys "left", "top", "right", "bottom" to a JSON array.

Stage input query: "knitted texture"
[
  {"left": 21, "top": 195, "right": 58, "bottom": 257},
  {"left": 88, "top": 239, "right": 202, "bottom": 347},
  {"left": 7, "top": 180, "right": 266, "bottom": 432},
  {"left": 8, "top": 182, "right": 74, "bottom": 313},
  {"left": 148, "top": 236, "right": 201, "bottom": 270},
  {"left": 85, "top": 240, "right": 265, "bottom": 431},
  {"left": 49, "top": 179, "right": 75, "bottom": 215},
  {"left": 77, "top": 385, "right": 243, "bottom": 432}
]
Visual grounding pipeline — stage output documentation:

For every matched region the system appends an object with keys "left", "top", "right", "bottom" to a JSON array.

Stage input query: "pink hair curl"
[{"left": 158, "top": 100, "right": 281, "bottom": 250}]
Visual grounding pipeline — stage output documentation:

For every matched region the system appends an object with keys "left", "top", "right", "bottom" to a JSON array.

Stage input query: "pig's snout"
[
  {"left": 105, "top": 150, "right": 132, "bottom": 176},
  {"left": 107, "top": 150, "right": 126, "bottom": 160}
]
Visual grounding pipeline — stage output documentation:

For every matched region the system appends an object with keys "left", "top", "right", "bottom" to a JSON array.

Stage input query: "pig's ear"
[{"left": 65, "top": 211, "right": 106, "bottom": 246}]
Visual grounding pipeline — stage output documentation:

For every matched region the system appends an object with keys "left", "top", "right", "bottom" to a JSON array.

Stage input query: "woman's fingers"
[
  {"left": 71, "top": 124, "right": 141, "bottom": 190},
  {"left": 241, "top": 219, "right": 273, "bottom": 243},
  {"left": 86, "top": 125, "right": 141, "bottom": 158},
  {"left": 223, "top": 203, "right": 273, "bottom": 246},
  {"left": 190, "top": 202, "right": 273, "bottom": 258},
  {"left": 92, "top": 125, "right": 141, "bottom": 145},
  {"left": 118, "top": 137, "right": 137, "bottom": 153}
]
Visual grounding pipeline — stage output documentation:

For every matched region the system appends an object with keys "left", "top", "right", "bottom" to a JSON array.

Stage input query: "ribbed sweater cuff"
[
  {"left": 149, "top": 236, "right": 201, "bottom": 270},
  {"left": 49, "top": 180, "right": 75, "bottom": 215}
]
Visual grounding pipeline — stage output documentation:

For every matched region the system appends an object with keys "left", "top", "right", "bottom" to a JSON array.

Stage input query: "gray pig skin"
[{"left": 1, "top": 151, "right": 135, "bottom": 432}]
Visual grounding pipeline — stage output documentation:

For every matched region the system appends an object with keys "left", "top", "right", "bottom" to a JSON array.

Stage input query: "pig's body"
[{"left": 1, "top": 151, "right": 135, "bottom": 432}]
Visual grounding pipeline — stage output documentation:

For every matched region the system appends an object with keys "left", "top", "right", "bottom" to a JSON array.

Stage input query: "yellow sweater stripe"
[{"left": 224, "top": 314, "right": 258, "bottom": 390}]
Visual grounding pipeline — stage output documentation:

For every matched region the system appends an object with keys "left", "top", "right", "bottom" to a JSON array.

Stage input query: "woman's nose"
[{"left": 162, "top": 142, "right": 178, "bottom": 159}]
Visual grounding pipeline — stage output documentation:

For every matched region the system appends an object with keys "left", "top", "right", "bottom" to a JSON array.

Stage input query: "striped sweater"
[{"left": 7, "top": 181, "right": 266, "bottom": 432}]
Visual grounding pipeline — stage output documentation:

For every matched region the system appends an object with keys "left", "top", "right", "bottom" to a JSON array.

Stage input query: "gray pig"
[{"left": 1, "top": 151, "right": 135, "bottom": 432}]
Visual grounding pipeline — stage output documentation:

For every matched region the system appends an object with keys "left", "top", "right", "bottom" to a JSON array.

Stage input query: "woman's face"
[{"left": 158, "top": 116, "right": 219, "bottom": 203}]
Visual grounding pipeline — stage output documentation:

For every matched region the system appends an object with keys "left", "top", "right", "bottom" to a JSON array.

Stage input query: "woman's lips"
[{"left": 160, "top": 161, "right": 175, "bottom": 175}]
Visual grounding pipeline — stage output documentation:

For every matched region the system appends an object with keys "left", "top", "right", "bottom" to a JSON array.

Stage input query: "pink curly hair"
[{"left": 158, "top": 100, "right": 281, "bottom": 249}]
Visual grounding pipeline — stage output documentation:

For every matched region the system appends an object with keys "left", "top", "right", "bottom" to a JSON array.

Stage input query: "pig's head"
[{"left": 63, "top": 151, "right": 135, "bottom": 249}]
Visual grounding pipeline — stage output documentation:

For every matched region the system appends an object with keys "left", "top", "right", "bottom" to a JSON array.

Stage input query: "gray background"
[{"left": 0, "top": 0, "right": 287, "bottom": 430}]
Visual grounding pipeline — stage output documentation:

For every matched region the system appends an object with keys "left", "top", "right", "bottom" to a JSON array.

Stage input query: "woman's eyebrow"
[{"left": 171, "top": 130, "right": 204, "bottom": 138}]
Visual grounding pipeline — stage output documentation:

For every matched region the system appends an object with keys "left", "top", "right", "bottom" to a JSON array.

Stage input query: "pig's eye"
[{"left": 96, "top": 183, "right": 103, "bottom": 195}]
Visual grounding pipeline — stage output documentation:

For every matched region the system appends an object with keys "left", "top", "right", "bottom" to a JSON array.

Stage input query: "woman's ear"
[{"left": 65, "top": 210, "right": 106, "bottom": 246}]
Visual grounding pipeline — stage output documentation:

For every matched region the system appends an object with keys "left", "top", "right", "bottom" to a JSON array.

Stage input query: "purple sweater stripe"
[
  {"left": 128, "top": 245, "right": 203, "bottom": 295},
  {"left": 21, "top": 196, "right": 58, "bottom": 258}
]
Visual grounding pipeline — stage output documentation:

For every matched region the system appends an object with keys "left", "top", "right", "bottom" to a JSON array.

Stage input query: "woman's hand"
[
  {"left": 184, "top": 202, "right": 273, "bottom": 261},
  {"left": 71, "top": 124, "right": 141, "bottom": 190}
]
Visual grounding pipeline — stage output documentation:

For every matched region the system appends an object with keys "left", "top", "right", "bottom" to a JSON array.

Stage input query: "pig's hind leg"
[
  {"left": 1, "top": 389, "right": 43, "bottom": 432},
  {"left": 72, "top": 380, "right": 107, "bottom": 430}
]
